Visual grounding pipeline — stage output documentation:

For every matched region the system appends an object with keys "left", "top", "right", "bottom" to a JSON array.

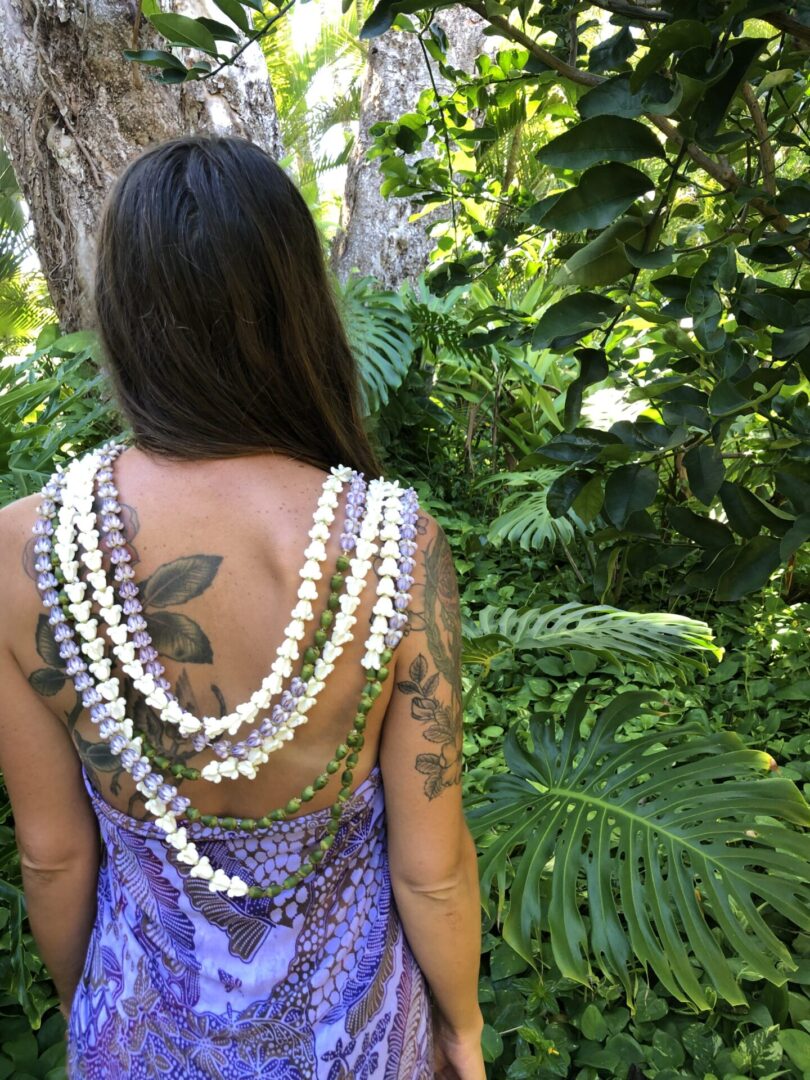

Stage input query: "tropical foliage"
[{"left": 1, "top": 1, "right": 810, "bottom": 1077}]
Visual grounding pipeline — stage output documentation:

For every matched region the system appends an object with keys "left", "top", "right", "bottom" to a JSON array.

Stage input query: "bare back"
[{"left": 7, "top": 446, "right": 404, "bottom": 821}]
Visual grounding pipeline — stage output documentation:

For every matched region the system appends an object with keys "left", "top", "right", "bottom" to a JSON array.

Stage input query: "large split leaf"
[{"left": 469, "top": 689, "right": 810, "bottom": 1009}]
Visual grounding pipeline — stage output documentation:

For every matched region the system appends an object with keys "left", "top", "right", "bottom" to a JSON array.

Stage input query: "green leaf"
[
  {"left": 533, "top": 293, "right": 623, "bottom": 350},
  {"left": 537, "top": 117, "right": 664, "bottom": 170},
  {"left": 470, "top": 602, "right": 720, "bottom": 671},
  {"left": 589, "top": 26, "right": 636, "bottom": 74},
  {"left": 469, "top": 692, "right": 810, "bottom": 1010},
  {"left": 694, "top": 38, "right": 767, "bottom": 142},
  {"left": 780, "top": 513, "right": 810, "bottom": 560},
  {"left": 715, "top": 536, "right": 782, "bottom": 601},
  {"left": 779, "top": 1028, "right": 810, "bottom": 1071},
  {"left": 359, "top": 0, "right": 395, "bottom": 39},
  {"left": 141, "top": 554, "right": 222, "bottom": 608},
  {"left": 210, "top": 0, "right": 251, "bottom": 33},
  {"left": 667, "top": 506, "right": 734, "bottom": 550},
  {"left": 580, "top": 1003, "right": 608, "bottom": 1040},
  {"left": 684, "top": 444, "right": 725, "bottom": 505},
  {"left": 542, "top": 164, "right": 654, "bottom": 233},
  {"left": 631, "top": 21, "right": 712, "bottom": 91},
  {"left": 195, "top": 16, "right": 241, "bottom": 43},
  {"left": 340, "top": 275, "right": 413, "bottom": 413},
  {"left": 121, "top": 48, "right": 187, "bottom": 71},
  {"left": 555, "top": 217, "right": 646, "bottom": 288},
  {"left": 145, "top": 12, "right": 219, "bottom": 54},
  {"left": 604, "top": 464, "right": 658, "bottom": 528},
  {"left": 578, "top": 73, "right": 683, "bottom": 120},
  {"left": 145, "top": 611, "right": 213, "bottom": 663}
]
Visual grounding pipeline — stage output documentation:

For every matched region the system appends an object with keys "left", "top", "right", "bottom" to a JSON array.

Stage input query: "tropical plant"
[{"left": 470, "top": 686, "right": 810, "bottom": 1011}]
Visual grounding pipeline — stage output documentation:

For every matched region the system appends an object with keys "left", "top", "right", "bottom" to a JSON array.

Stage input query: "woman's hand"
[{"left": 433, "top": 1009, "right": 486, "bottom": 1079}]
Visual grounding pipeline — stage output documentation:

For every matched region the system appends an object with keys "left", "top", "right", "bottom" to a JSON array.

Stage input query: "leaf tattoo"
[{"left": 397, "top": 653, "right": 462, "bottom": 800}]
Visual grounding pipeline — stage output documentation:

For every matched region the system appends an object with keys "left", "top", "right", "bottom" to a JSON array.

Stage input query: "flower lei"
[{"left": 33, "top": 442, "right": 419, "bottom": 899}]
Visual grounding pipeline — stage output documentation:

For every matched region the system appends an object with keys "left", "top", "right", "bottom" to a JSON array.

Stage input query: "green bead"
[
  {"left": 303, "top": 646, "right": 319, "bottom": 665},
  {"left": 336, "top": 790, "right": 350, "bottom": 804},
  {"left": 301, "top": 664, "right": 315, "bottom": 680},
  {"left": 326, "top": 760, "right": 340, "bottom": 775},
  {"left": 270, "top": 808, "right": 285, "bottom": 822},
  {"left": 341, "top": 769, "right": 353, "bottom": 786},
  {"left": 358, "top": 697, "right": 373, "bottom": 714},
  {"left": 257, "top": 817, "right": 272, "bottom": 828},
  {"left": 320, "top": 610, "right": 334, "bottom": 628},
  {"left": 327, "top": 818, "right": 341, "bottom": 835},
  {"left": 282, "top": 875, "right": 298, "bottom": 891},
  {"left": 347, "top": 731, "right": 363, "bottom": 749},
  {"left": 353, "top": 715, "right": 367, "bottom": 732},
  {"left": 154, "top": 755, "right": 170, "bottom": 770},
  {"left": 248, "top": 885, "right": 264, "bottom": 899},
  {"left": 300, "top": 859, "right": 315, "bottom": 874},
  {"left": 301, "top": 786, "right": 315, "bottom": 802},
  {"left": 54, "top": 568, "right": 65, "bottom": 583},
  {"left": 267, "top": 884, "right": 282, "bottom": 898},
  {"left": 285, "top": 798, "right": 301, "bottom": 816},
  {"left": 314, "top": 629, "right": 327, "bottom": 647},
  {"left": 240, "top": 818, "right": 256, "bottom": 832},
  {"left": 336, "top": 555, "right": 350, "bottom": 572},
  {"left": 327, "top": 593, "right": 340, "bottom": 611},
  {"left": 330, "top": 573, "right": 344, "bottom": 591},
  {"left": 368, "top": 683, "right": 382, "bottom": 700},
  {"left": 319, "top": 836, "right": 335, "bottom": 852},
  {"left": 377, "top": 666, "right": 389, "bottom": 682},
  {"left": 346, "top": 752, "right": 359, "bottom": 768},
  {"left": 221, "top": 817, "right": 237, "bottom": 830},
  {"left": 331, "top": 803, "right": 343, "bottom": 819},
  {"left": 311, "top": 849, "right": 325, "bottom": 864},
  {"left": 334, "top": 743, "right": 348, "bottom": 760},
  {"left": 185, "top": 807, "right": 200, "bottom": 821},
  {"left": 314, "top": 773, "right": 329, "bottom": 790},
  {"left": 171, "top": 764, "right": 185, "bottom": 777},
  {"left": 201, "top": 815, "right": 217, "bottom": 827},
  {"left": 381, "top": 648, "right": 393, "bottom": 664},
  {"left": 185, "top": 768, "right": 201, "bottom": 781}
]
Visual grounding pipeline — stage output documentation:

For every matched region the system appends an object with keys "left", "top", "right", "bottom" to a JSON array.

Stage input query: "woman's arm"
[
  {"left": 0, "top": 647, "right": 100, "bottom": 1012},
  {"left": 0, "top": 504, "right": 100, "bottom": 1014},
  {"left": 379, "top": 513, "right": 483, "bottom": 1046}
]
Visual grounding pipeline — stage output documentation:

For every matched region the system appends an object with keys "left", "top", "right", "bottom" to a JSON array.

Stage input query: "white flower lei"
[
  {"left": 62, "top": 449, "right": 353, "bottom": 745},
  {"left": 38, "top": 449, "right": 415, "bottom": 896}
]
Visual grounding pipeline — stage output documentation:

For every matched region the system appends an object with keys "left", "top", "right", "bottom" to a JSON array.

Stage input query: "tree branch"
[
  {"left": 741, "top": 82, "right": 777, "bottom": 196},
  {"left": 762, "top": 9, "right": 810, "bottom": 47}
]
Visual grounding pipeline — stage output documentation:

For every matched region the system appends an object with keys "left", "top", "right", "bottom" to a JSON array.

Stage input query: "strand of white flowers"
[
  {"left": 68, "top": 445, "right": 352, "bottom": 743},
  {"left": 51, "top": 464, "right": 407, "bottom": 896},
  {"left": 362, "top": 488, "right": 405, "bottom": 672},
  {"left": 198, "top": 477, "right": 390, "bottom": 783}
]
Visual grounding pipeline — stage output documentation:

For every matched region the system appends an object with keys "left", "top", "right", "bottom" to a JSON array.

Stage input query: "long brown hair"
[{"left": 93, "top": 134, "right": 380, "bottom": 476}]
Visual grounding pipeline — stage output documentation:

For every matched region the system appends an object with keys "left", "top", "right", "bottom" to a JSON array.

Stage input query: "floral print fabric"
[{"left": 67, "top": 765, "right": 432, "bottom": 1078}]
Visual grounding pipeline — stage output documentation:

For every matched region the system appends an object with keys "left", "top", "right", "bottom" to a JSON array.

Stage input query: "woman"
[{"left": 0, "top": 135, "right": 484, "bottom": 1079}]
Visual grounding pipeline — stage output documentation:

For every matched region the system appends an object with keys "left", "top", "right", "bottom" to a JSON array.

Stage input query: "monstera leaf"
[
  {"left": 339, "top": 274, "right": 414, "bottom": 414},
  {"left": 469, "top": 689, "right": 810, "bottom": 1010},
  {"left": 464, "top": 602, "right": 721, "bottom": 675}
]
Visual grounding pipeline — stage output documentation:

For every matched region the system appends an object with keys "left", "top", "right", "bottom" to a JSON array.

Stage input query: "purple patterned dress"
[{"left": 67, "top": 762, "right": 433, "bottom": 1078}]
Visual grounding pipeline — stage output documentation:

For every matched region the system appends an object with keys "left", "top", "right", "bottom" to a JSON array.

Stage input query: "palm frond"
[{"left": 487, "top": 469, "right": 582, "bottom": 550}]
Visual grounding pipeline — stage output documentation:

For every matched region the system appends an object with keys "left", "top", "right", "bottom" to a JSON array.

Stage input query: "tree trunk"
[
  {"left": 331, "top": 9, "right": 486, "bottom": 289},
  {"left": 0, "top": 0, "right": 281, "bottom": 333}
]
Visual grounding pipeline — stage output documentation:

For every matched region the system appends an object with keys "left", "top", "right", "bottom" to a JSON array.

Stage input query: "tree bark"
[
  {"left": 331, "top": 9, "right": 486, "bottom": 289},
  {"left": 0, "top": 0, "right": 281, "bottom": 333}
]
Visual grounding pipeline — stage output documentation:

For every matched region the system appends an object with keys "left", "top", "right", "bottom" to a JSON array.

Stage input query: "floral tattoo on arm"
[{"left": 396, "top": 517, "right": 463, "bottom": 799}]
